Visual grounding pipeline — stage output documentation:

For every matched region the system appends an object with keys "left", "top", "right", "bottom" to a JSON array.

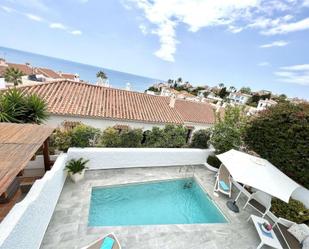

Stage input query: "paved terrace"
[{"left": 41, "top": 166, "right": 288, "bottom": 249}]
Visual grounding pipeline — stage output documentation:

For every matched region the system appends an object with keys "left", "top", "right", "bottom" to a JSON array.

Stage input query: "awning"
[{"left": 216, "top": 149, "right": 300, "bottom": 203}]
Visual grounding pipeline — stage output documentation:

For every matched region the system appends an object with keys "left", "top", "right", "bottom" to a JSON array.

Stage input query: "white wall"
[
  {"left": 68, "top": 148, "right": 212, "bottom": 169},
  {"left": 47, "top": 115, "right": 166, "bottom": 131},
  {"left": 0, "top": 154, "right": 67, "bottom": 249}
]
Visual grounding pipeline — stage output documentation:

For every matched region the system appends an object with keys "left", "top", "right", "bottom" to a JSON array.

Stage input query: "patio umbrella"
[{"left": 216, "top": 149, "right": 300, "bottom": 212}]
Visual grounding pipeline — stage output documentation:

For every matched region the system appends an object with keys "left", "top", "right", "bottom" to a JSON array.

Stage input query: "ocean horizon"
[{"left": 0, "top": 47, "right": 161, "bottom": 92}]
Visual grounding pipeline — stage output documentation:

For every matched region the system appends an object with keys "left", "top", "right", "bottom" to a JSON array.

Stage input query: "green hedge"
[
  {"left": 244, "top": 103, "right": 309, "bottom": 188},
  {"left": 190, "top": 129, "right": 211, "bottom": 149},
  {"left": 271, "top": 198, "right": 309, "bottom": 224},
  {"left": 207, "top": 155, "right": 221, "bottom": 168}
]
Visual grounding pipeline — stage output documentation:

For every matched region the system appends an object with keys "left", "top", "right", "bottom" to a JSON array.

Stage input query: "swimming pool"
[{"left": 88, "top": 178, "right": 227, "bottom": 226}]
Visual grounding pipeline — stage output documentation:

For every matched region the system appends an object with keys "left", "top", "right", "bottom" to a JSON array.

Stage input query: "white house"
[
  {"left": 19, "top": 80, "right": 216, "bottom": 137},
  {"left": 228, "top": 92, "right": 251, "bottom": 105},
  {"left": 257, "top": 99, "right": 277, "bottom": 111}
]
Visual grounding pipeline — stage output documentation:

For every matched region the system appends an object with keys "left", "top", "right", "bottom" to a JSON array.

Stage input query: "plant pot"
[{"left": 69, "top": 169, "right": 85, "bottom": 183}]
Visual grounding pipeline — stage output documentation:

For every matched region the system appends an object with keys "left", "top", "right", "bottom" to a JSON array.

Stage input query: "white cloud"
[
  {"left": 25, "top": 13, "right": 43, "bottom": 22},
  {"left": 0, "top": 5, "right": 15, "bottom": 13},
  {"left": 275, "top": 64, "right": 309, "bottom": 85},
  {"left": 49, "top": 22, "right": 67, "bottom": 30},
  {"left": 258, "top": 62, "right": 271, "bottom": 66},
  {"left": 139, "top": 24, "right": 148, "bottom": 35},
  {"left": 260, "top": 40, "right": 289, "bottom": 48},
  {"left": 125, "top": 0, "right": 309, "bottom": 62},
  {"left": 262, "top": 17, "right": 309, "bottom": 35},
  {"left": 70, "top": 30, "right": 82, "bottom": 35}
]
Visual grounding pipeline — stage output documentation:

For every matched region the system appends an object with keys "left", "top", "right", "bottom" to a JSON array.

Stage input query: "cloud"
[
  {"left": 262, "top": 17, "right": 309, "bottom": 35},
  {"left": 258, "top": 62, "right": 271, "bottom": 66},
  {"left": 70, "top": 30, "right": 82, "bottom": 35},
  {"left": 125, "top": 0, "right": 309, "bottom": 62},
  {"left": 275, "top": 64, "right": 309, "bottom": 85},
  {"left": 0, "top": 5, "right": 15, "bottom": 13},
  {"left": 49, "top": 22, "right": 67, "bottom": 30},
  {"left": 139, "top": 24, "right": 148, "bottom": 35},
  {"left": 25, "top": 13, "right": 43, "bottom": 22},
  {"left": 260, "top": 40, "right": 289, "bottom": 48}
]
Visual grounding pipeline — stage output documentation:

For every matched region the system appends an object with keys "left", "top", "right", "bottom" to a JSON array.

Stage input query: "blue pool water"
[{"left": 88, "top": 178, "right": 227, "bottom": 226}]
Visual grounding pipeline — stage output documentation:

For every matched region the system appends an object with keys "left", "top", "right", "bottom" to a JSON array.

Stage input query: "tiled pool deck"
[{"left": 40, "top": 166, "right": 287, "bottom": 249}]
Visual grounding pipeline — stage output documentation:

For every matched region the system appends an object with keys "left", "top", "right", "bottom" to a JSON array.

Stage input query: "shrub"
[
  {"left": 210, "top": 106, "right": 247, "bottom": 154},
  {"left": 52, "top": 129, "right": 72, "bottom": 152},
  {"left": 100, "top": 127, "right": 121, "bottom": 147},
  {"left": 0, "top": 88, "right": 48, "bottom": 124},
  {"left": 244, "top": 102, "right": 309, "bottom": 188},
  {"left": 145, "top": 125, "right": 187, "bottom": 148},
  {"left": 119, "top": 128, "right": 143, "bottom": 147},
  {"left": 65, "top": 158, "right": 89, "bottom": 174},
  {"left": 70, "top": 124, "right": 100, "bottom": 147},
  {"left": 271, "top": 198, "right": 309, "bottom": 224},
  {"left": 190, "top": 129, "right": 211, "bottom": 148},
  {"left": 207, "top": 155, "right": 221, "bottom": 168}
]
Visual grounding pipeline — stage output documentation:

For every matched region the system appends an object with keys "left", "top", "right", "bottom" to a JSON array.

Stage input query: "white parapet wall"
[
  {"left": 0, "top": 154, "right": 68, "bottom": 249},
  {"left": 67, "top": 148, "right": 213, "bottom": 169}
]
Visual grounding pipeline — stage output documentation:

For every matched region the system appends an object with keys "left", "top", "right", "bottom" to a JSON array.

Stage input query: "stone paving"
[{"left": 40, "top": 166, "right": 288, "bottom": 249}]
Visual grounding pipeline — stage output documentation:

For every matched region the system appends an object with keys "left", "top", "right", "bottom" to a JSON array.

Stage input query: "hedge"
[{"left": 244, "top": 102, "right": 309, "bottom": 188}]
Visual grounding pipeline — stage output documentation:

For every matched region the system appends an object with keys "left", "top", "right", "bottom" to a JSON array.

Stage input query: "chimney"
[{"left": 169, "top": 94, "right": 176, "bottom": 108}]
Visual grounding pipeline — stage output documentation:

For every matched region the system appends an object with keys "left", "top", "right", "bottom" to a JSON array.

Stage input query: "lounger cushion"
[
  {"left": 302, "top": 236, "right": 309, "bottom": 249},
  {"left": 288, "top": 224, "right": 309, "bottom": 243},
  {"left": 248, "top": 199, "right": 266, "bottom": 214},
  {"left": 219, "top": 181, "right": 229, "bottom": 191},
  {"left": 100, "top": 237, "right": 115, "bottom": 249},
  {"left": 277, "top": 223, "right": 301, "bottom": 249}
]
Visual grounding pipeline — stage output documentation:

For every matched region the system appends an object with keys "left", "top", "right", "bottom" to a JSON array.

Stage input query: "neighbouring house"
[
  {"left": 0, "top": 59, "right": 79, "bottom": 86},
  {"left": 257, "top": 98, "right": 277, "bottom": 111},
  {"left": 19, "top": 80, "right": 216, "bottom": 136},
  {"left": 206, "top": 92, "right": 223, "bottom": 103},
  {"left": 227, "top": 92, "right": 251, "bottom": 105}
]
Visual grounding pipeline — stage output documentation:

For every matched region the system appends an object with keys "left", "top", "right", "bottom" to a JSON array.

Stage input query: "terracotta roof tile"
[
  {"left": 60, "top": 73, "right": 76, "bottom": 80},
  {"left": 7, "top": 63, "right": 33, "bottom": 75},
  {"left": 19, "top": 80, "right": 184, "bottom": 124},
  {"left": 36, "top": 67, "right": 61, "bottom": 79},
  {"left": 172, "top": 99, "right": 216, "bottom": 124}
]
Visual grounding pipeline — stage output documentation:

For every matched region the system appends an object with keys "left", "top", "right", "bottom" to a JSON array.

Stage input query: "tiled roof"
[
  {"left": 7, "top": 63, "right": 33, "bottom": 75},
  {"left": 60, "top": 73, "right": 76, "bottom": 80},
  {"left": 19, "top": 80, "right": 184, "bottom": 124},
  {"left": 172, "top": 99, "right": 216, "bottom": 124},
  {"left": 36, "top": 67, "right": 61, "bottom": 79}
]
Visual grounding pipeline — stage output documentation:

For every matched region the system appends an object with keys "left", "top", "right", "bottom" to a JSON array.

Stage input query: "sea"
[{"left": 0, "top": 47, "right": 161, "bottom": 92}]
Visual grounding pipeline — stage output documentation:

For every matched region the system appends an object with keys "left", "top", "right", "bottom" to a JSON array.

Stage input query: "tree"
[
  {"left": 96, "top": 70, "right": 107, "bottom": 80},
  {"left": 177, "top": 77, "right": 183, "bottom": 84},
  {"left": 71, "top": 124, "right": 100, "bottom": 147},
  {"left": 100, "top": 127, "right": 121, "bottom": 147},
  {"left": 119, "top": 129, "right": 143, "bottom": 147},
  {"left": 210, "top": 106, "right": 247, "bottom": 154},
  {"left": 239, "top": 87, "right": 251, "bottom": 94},
  {"left": 244, "top": 102, "right": 309, "bottom": 188},
  {"left": 167, "top": 79, "right": 174, "bottom": 85},
  {"left": 4, "top": 67, "right": 24, "bottom": 86},
  {"left": 228, "top": 86, "right": 236, "bottom": 92},
  {"left": 218, "top": 87, "right": 228, "bottom": 99},
  {"left": 218, "top": 83, "right": 224, "bottom": 88},
  {"left": 0, "top": 88, "right": 49, "bottom": 124},
  {"left": 190, "top": 129, "right": 211, "bottom": 149}
]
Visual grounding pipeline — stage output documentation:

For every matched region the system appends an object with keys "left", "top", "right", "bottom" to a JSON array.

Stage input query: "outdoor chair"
[
  {"left": 81, "top": 233, "right": 121, "bottom": 249},
  {"left": 243, "top": 190, "right": 272, "bottom": 218},
  {"left": 273, "top": 217, "right": 305, "bottom": 249},
  {"left": 214, "top": 164, "right": 232, "bottom": 197}
]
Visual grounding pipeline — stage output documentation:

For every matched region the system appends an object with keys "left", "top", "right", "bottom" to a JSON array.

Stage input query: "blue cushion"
[
  {"left": 100, "top": 237, "right": 115, "bottom": 249},
  {"left": 219, "top": 181, "right": 230, "bottom": 191}
]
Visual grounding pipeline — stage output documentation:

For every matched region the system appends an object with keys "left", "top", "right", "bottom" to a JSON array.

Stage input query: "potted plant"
[{"left": 65, "top": 158, "right": 89, "bottom": 183}]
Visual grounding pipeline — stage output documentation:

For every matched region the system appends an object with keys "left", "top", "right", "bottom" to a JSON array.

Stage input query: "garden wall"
[
  {"left": 67, "top": 147, "right": 212, "bottom": 169},
  {"left": 0, "top": 154, "right": 67, "bottom": 249}
]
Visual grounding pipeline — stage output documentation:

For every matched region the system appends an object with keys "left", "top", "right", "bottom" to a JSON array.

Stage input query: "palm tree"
[
  {"left": 229, "top": 86, "right": 236, "bottom": 92},
  {"left": 4, "top": 67, "right": 24, "bottom": 86},
  {"left": 218, "top": 83, "right": 224, "bottom": 88},
  {"left": 96, "top": 70, "right": 107, "bottom": 80},
  {"left": 177, "top": 77, "right": 183, "bottom": 84}
]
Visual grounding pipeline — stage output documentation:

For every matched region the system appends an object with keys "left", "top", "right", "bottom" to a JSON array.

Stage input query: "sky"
[{"left": 0, "top": 0, "right": 309, "bottom": 99}]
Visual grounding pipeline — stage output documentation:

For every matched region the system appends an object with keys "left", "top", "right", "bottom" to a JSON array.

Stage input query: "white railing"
[
  {"left": 67, "top": 148, "right": 213, "bottom": 169},
  {"left": 0, "top": 154, "right": 67, "bottom": 249}
]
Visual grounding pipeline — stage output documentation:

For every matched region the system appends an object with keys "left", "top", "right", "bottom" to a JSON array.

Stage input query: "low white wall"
[
  {"left": 0, "top": 154, "right": 68, "bottom": 249},
  {"left": 67, "top": 148, "right": 212, "bottom": 169}
]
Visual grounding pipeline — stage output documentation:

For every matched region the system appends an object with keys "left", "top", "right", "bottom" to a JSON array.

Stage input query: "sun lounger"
[
  {"left": 81, "top": 233, "right": 121, "bottom": 249},
  {"left": 214, "top": 164, "right": 232, "bottom": 197}
]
